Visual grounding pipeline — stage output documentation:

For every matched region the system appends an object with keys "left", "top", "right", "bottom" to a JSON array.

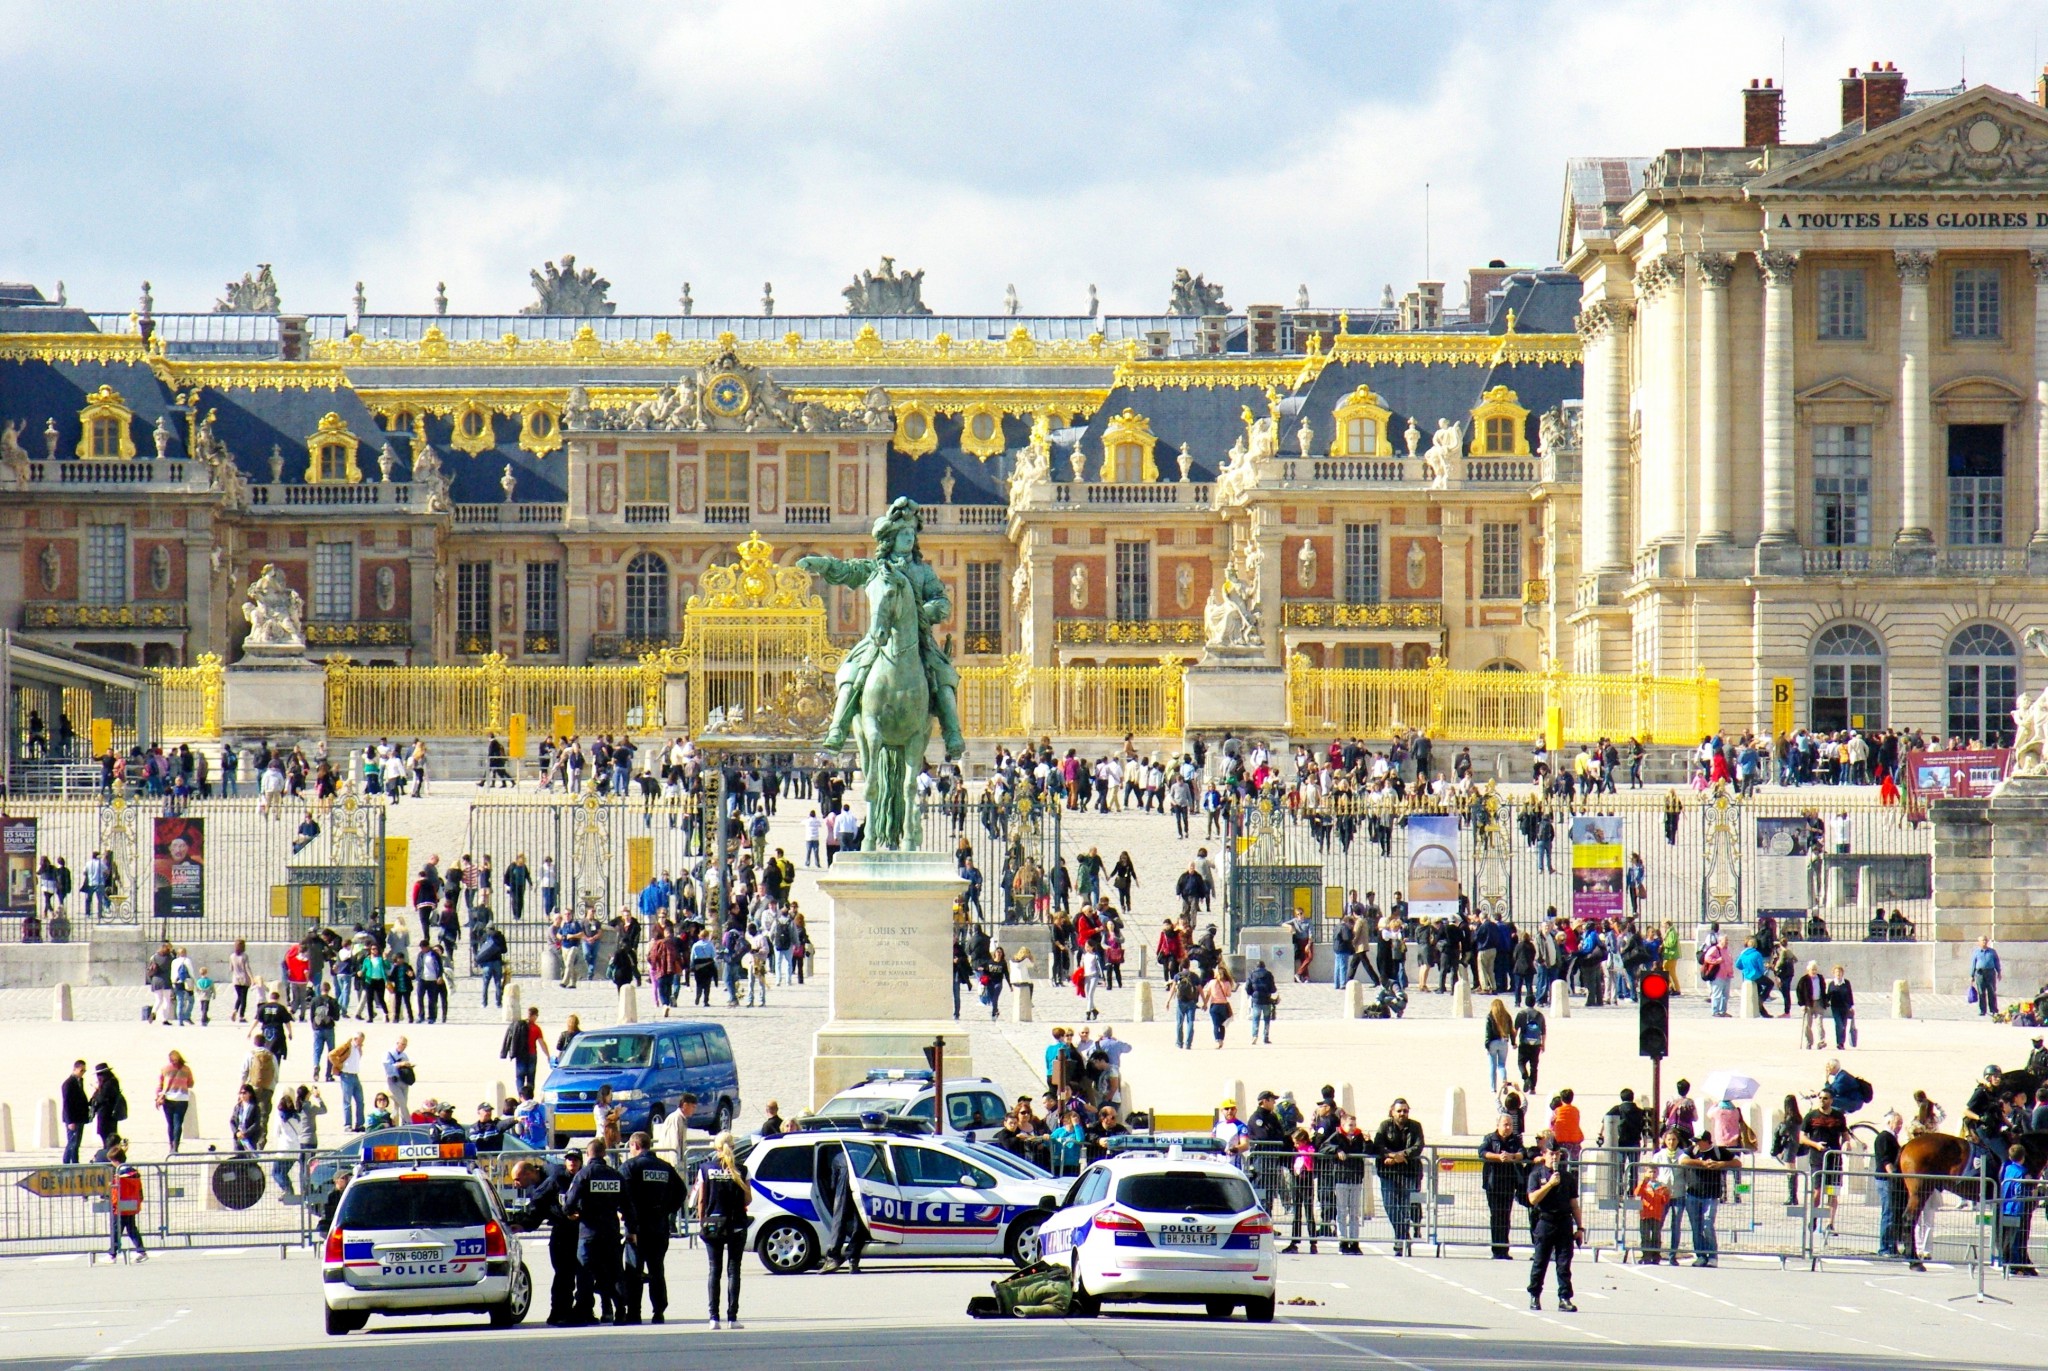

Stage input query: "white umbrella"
[{"left": 1701, "top": 1070, "right": 1761, "bottom": 1104}]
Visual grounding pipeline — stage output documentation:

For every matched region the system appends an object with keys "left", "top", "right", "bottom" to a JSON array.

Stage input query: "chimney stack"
[
  {"left": 1841, "top": 67, "right": 1864, "bottom": 128},
  {"left": 2037, "top": 64, "right": 2047, "bottom": 108},
  {"left": 1743, "top": 78, "right": 1784, "bottom": 148},
  {"left": 1863, "top": 62, "right": 1906, "bottom": 130}
]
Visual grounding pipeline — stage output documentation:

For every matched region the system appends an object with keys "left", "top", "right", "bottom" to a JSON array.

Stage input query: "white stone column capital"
[
  {"left": 1759, "top": 249, "right": 1800, "bottom": 285},
  {"left": 1894, "top": 249, "right": 1937, "bottom": 283},
  {"left": 1695, "top": 252, "right": 1737, "bottom": 289}
]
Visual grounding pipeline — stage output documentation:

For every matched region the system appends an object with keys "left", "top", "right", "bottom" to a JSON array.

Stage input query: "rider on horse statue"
[{"left": 798, "top": 497, "right": 967, "bottom": 760}]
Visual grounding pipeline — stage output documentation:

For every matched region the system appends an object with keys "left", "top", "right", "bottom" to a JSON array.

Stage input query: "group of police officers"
[{"left": 519, "top": 1112, "right": 752, "bottom": 1328}]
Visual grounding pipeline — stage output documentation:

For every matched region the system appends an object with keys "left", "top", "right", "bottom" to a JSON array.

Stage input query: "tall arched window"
[
  {"left": 1946, "top": 624, "right": 2018, "bottom": 745},
  {"left": 624, "top": 552, "right": 669, "bottom": 639},
  {"left": 1810, "top": 623, "right": 1884, "bottom": 732}
]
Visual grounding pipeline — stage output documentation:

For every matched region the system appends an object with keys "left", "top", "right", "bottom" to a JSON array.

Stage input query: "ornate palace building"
[
  {"left": 0, "top": 267, "right": 1581, "bottom": 703},
  {"left": 1565, "top": 67, "right": 2048, "bottom": 741}
]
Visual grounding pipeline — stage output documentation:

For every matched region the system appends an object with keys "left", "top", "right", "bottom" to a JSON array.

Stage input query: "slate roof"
[{"left": 0, "top": 357, "right": 179, "bottom": 457}]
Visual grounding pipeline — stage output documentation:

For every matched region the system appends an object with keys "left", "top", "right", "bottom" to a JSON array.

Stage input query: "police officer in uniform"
[
  {"left": 695, "top": 1130, "right": 752, "bottom": 1328},
  {"left": 522, "top": 1149, "right": 582, "bottom": 1326},
  {"left": 1525, "top": 1136, "right": 1583, "bottom": 1312},
  {"left": 621, "top": 1130, "right": 682, "bottom": 1324},
  {"left": 563, "top": 1137, "right": 633, "bottom": 1324}
]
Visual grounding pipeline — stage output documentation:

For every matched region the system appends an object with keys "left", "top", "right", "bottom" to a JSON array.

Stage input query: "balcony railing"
[
  {"left": 1942, "top": 547, "right": 2026, "bottom": 574},
  {"left": 305, "top": 620, "right": 414, "bottom": 647},
  {"left": 24, "top": 459, "right": 194, "bottom": 485},
  {"left": 1465, "top": 457, "right": 1539, "bottom": 483},
  {"left": 623, "top": 503, "right": 669, "bottom": 524},
  {"left": 454, "top": 503, "right": 565, "bottom": 525},
  {"left": 589, "top": 632, "right": 677, "bottom": 661},
  {"left": 1281, "top": 601, "right": 1444, "bottom": 630},
  {"left": 1051, "top": 483, "right": 1211, "bottom": 506},
  {"left": 704, "top": 503, "right": 750, "bottom": 525},
  {"left": 925, "top": 505, "right": 1009, "bottom": 527},
  {"left": 251, "top": 482, "right": 415, "bottom": 508},
  {"left": 523, "top": 630, "right": 560, "bottom": 655},
  {"left": 1802, "top": 546, "right": 2029, "bottom": 576},
  {"left": 1054, "top": 619, "right": 1204, "bottom": 646},
  {"left": 1310, "top": 458, "right": 1410, "bottom": 482},
  {"left": 23, "top": 601, "right": 189, "bottom": 630},
  {"left": 784, "top": 503, "right": 831, "bottom": 525}
]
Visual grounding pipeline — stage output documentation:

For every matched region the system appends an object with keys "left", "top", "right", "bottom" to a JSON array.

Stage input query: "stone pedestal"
[
  {"left": 222, "top": 662, "right": 325, "bottom": 736},
  {"left": 1183, "top": 659, "right": 1289, "bottom": 742},
  {"left": 809, "top": 850, "right": 971, "bottom": 1108}
]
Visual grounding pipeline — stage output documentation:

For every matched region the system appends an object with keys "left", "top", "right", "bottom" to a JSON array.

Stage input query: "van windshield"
[{"left": 560, "top": 1034, "right": 653, "bottom": 1069}]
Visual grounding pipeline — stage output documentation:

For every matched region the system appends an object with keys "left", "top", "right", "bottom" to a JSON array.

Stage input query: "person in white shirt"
[
  {"left": 802, "top": 812, "right": 824, "bottom": 867},
  {"left": 1212, "top": 1100, "right": 1250, "bottom": 1167}
]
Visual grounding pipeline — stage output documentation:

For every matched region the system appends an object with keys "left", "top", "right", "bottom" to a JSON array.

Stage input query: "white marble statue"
[
  {"left": 240, "top": 563, "right": 306, "bottom": 656},
  {"left": 1203, "top": 558, "right": 1263, "bottom": 651},
  {"left": 2013, "top": 628, "right": 2048, "bottom": 776},
  {"left": 1423, "top": 417, "right": 1462, "bottom": 486}
]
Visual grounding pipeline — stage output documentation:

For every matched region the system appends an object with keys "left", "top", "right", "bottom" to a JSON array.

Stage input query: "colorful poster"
[
  {"left": 1405, "top": 812, "right": 1461, "bottom": 919},
  {"left": 1754, "top": 814, "right": 1818, "bottom": 919},
  {"left": 1902, "top": 748, "right": 2011, "bottom": 806},
  {"left": 1, "top": 817, "right": 36, "bottom": 916},
  {"left": 1569, "top": 814, "right": 1625, "bottom": 920},
  {"left": 153, "top": 815, "right": 205, "bottom": 919}
]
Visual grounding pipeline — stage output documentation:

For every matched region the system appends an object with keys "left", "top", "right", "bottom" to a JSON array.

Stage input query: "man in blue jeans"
[
  {"left": 1972, "top": 937, "right": 2002, "bottom": 1016},
  {"left": 1170, "top": 968, "right": 1200, "bottom": 1049},
  {"left": 1682, "top": 1132, "right": 1737, "bottom": 1267}
]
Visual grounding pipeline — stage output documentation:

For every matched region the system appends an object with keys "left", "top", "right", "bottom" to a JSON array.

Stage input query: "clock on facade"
[{"left": 706, "top": 373, "right": 751, "bottom": 418}]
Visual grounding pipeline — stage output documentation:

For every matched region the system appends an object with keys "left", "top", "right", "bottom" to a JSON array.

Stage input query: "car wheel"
[
  {"left": 325, "top": 1307, "right": 364, "bottom": 1336},
  {"left": 756, "top": 1218, "right": 819, "bottom": 1274},
  {"left": 1205, "top": 1297, "right": 1237, "bottom": 1320},
  {"left": 713, "top": 1101, "right": 734, "bottom": 1134},
  {"left": 1067, "top": 1257, "right": 1099, "bottom": 1317},
  {"left": 489, "top": 1261, "right": 533, "bottom": 1327},
  {"left": 1245, "top": 1295, "right": 1276, "bottom": 1323},
  {"left": 1005, "top": 1212, "right": 1047, "bottom": 1268}
]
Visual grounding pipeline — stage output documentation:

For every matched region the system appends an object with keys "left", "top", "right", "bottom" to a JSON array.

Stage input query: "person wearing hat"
[
  {"left": 1212, "top": 1099, "right": 1250, "bottom": 1167},
  {"left": 519, "top": 1147, "right": 584, "bottom": 1325}
]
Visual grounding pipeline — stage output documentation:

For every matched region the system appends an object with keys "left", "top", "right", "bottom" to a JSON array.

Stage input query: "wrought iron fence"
[
  {"left": 955, "top": 656, "right": 1186, "bottom": 742},
  {"left": 326, "top": 654, "right": 661, "bottom": 740},
  {"left": 1224, "top": 790, "right": 1931, "bottom": 939},
  {"left": 915, "top": 790, "right": 1063, "bottom": 926},
  {"left": 1287, "top": 656, "right": 1720, "bottom": 748},
  {"left": 149, "top": 654, "right": 224, "bottom": 739}
]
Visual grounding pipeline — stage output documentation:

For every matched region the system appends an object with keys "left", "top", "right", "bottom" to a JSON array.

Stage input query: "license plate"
[
  {"left": 553, "top": 1112, "right": 594, "bottom": 1131},
  {"left": 1157, "top": 1226, "right": 1214, "bottom": 1246},
  {"left": 384, "top": 1246, "right": 443, "bottom": 1263}
]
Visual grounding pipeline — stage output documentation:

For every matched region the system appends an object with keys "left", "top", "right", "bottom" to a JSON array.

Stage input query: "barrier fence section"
[
  {"left": 1225, "top": 790, "right": 1931, "bottom": 940},
  {"left": 0, "top": 793, "right": 387, "bottom": 947},
  {"left": 1287, "top": 656, "right": 1720, "bottom": 748},
  {"left": 0, "top": 1153, "right": 316, "bottom": 1256},
  {"left": 324, "top": 654, "right": 662, "bottom": 741}
]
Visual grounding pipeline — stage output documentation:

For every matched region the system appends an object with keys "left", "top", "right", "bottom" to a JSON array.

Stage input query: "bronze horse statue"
[{"left": 1898, "top": 1067, "right": 2047, "bottom": 1271}]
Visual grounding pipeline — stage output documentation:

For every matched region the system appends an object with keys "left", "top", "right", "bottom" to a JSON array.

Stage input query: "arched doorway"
[
  {"left": 1945, "top": 623, "right": 2018, "bottom": 745},
  {"left": 1810, "top": 623, "right": 1883, "bottom": 732}
]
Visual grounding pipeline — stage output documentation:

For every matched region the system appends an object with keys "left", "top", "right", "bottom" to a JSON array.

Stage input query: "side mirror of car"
[{"left": 1040, "top": 1193, "right": 1059, "bottom": 1210}]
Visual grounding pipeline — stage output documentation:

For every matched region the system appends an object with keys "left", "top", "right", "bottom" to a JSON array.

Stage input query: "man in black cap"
[
  {"left": 564, "top": 1138, "right": 633, "bottom": 1324},
  {"left": 1525, "top": 1135, "right": 1582, "bottom": 1311},
  {"left": 620, "top": 1130, "right": 683, "bottom": 1324},
  {"left": 1247, "top": 1090, "right": 1288, "bottom": 1211},
  {"left": 522, "top": 1148, "right": 583, "bottom": 1325}
]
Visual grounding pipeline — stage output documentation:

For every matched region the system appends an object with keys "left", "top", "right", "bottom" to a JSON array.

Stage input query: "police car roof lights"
[
  {"left": 863, "top": 1068, "right": 935, "bottom": 1083},
  {"left": 358, "top": 1137, "right": 476, "bottom": 1170},
  {"left": 789, "top": 1112, "right": 933, "bottom": 1137}
]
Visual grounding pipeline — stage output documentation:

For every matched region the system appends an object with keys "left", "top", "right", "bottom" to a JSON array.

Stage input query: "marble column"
[
  {"left": 1577, "top": 300, "right": 1633, "bottom": 575},
  {"left": 2031, "top": 250, "right": 2048, "bottom": 570},
  {"left": 1756, "top": 250, "right": 1800, "bottom": 572},
  {"left": 1695, "top": 253, "right": 1736, "bottom": 550},
  {"left": 1895, "top": 249, "right": 1936, "bottom": 548},
  {"left": 1633, "top": 253, "right": 1685, "bottom": 555}
]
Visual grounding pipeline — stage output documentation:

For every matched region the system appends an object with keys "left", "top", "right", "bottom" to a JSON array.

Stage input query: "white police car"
[
  {"left": 743, "top": 1118, "right": 1059, "bottom": 1274},
  {"left": 321, "top": 1138, "right": 532, "bottom": 1335},
  {"left": 1038, "top": 1152, "right": 1277, "bottom": 1321},
  {"left": 814, "top": 1069, "right": 1010, "bottom": 1141}
]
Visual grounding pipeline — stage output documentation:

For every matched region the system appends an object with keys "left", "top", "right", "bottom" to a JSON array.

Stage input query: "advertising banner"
[
  {"left": 1902, "top": 748, "right": 2011, "bottom": 806},
  {"left": 1569, "top": 814, "right": 1625, "bottom": 920},
  {"left": 1, "top": 817, "right": 36, "bottom": 917},
  {"left": 1754, "top": 814, "right": 1818, "bottom": 920},
  {"left": 153, "top": 815, "right": 205, "bottom": 918},
  {"left": 1405, "top": 813, "right": 1461, "bottom": 919}
]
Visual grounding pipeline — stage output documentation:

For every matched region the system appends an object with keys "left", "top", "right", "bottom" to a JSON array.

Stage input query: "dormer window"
[
  {"left": 92, "top": 417, "right": 123, "bottom": 457},
  {"left": 317, "top": 443, "right": 350, "bottom": 481},
  {"left": 74, "top": 385, "right": 137, "bottom": 460}
]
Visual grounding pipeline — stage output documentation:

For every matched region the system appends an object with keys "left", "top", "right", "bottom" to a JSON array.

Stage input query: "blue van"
[{"left": 540, "top": 1021, "right": 741, "bottom": 1147}]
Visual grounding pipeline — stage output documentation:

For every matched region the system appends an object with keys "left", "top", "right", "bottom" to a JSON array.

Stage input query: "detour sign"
[{"left": 18, "top": 1166, "right": 112, "bottom": 1198}]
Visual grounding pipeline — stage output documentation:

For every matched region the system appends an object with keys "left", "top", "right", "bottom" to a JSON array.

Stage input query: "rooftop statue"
[
  {"left": 214, "top": 264, "right": 280, "bottom": 313},
  {"left": 797, "top": 498, "right": 964, "bottom": 850},
  {"left": 522, "top": 254, "right": 615, "bottom": 316},
  {"left": 1169, "top": 267, "right": 1228, "bottom": 316},
  {"left": 843, "top": 256, "right": 932, "bottom": 315}
]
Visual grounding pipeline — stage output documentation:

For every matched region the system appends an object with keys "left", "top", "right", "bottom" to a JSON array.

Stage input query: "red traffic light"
[{"left": 1640, "top": 971, "right": 1670, "bottom": 1000}]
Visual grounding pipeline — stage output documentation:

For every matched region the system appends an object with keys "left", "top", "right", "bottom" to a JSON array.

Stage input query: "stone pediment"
[
  {"left": 1794, "top": 376, "right": 1892, "bottom": 410},
  {"left": 1751, "top": 86, "right": 2048, "bottom": 194}
]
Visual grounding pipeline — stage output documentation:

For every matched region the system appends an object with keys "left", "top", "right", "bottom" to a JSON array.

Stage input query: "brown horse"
[{"left": 1899, "top": 1128, "right": 2048, "bottom": 1270}]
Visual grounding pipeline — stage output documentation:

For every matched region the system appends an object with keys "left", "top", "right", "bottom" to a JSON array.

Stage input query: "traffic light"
[{"left": 1638, "top": 971, "right": 1670, "bottom": 1060}]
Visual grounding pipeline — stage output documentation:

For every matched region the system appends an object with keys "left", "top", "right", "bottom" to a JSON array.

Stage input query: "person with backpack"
[
  {"left": 1170, "top": 964, "right": 1201, "bottom": 1050},
  {"left": 1512, "top": 1003, "right": 1547, "bottom": 1092},
  {"left": 307, "top": 986, "right": 342, "bottom": 1079},
  {"left": 503, "top": 1006, "right": 553, "bottom": 1101},
  {"left": 1246, "top": 960, "right": 1280, "bottom": 1045},
  {"left": 476, "top": 923, "right": 507, "bottom": 1008},
  {"left": 106, "top": 1142, "right": 147, "bottom": 1262}
]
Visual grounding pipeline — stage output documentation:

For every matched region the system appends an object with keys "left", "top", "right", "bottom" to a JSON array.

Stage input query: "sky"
[{"left": 1, "top": 0, "right": 2043, "bottom": 318}]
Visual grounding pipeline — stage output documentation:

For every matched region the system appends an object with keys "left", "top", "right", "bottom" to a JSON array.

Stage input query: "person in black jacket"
[
  {"left": 87, "top": 1063, "right": 126, "bottom": 1150},
  {"left": 1246, "top": 1090, "right": 1288, "bottom": 1211},
  {"left": 1480, "top": 1114, "right": 1528, "bottom": 1260},
  {"left": 564, "top": 1139, "right": 632, "bottom": 1325},
  {"left": 521, "top": 1150, "right": 583, "bottom": 1325},
  {"left": 1872, "top": 1111, "right": 1905, "bottom": 1257},
  {"left": 1373, "top": 1099, "right": 1425, "bottom": 1257},
  {"left": 59, "top": 1060, "right": 91, "bottom": 1164},
  {"left": 620, "top": 1131, "right": 683, "bottom": 1324}
]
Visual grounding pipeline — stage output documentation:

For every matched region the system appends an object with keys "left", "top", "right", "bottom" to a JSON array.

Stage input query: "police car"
[
  {"left": 813, "top": 1069, "right": 1010, "bottom": 1141},
  {"left": 1038, "top": 1151, "right": 1277, "bottom": 1321},
  {"left": 320, "top": 1138, "right": 532, "bottom": 1336},
  {"left": 742, "top": 1117, "right": 1059, "bottom": 1274}
]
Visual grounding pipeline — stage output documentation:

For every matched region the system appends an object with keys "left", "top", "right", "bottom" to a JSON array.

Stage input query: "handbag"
[
  {"left": 1967, "top": 984, "right": 1978, "bottom": 1005},
  {"left": 397, "top": 1064, "right": 416, "bottom": 1086}
]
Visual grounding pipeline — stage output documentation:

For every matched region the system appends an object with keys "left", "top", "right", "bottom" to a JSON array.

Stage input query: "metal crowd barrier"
[{"left": 0, "top": 1152, "right": 320, "bottom": 1257}]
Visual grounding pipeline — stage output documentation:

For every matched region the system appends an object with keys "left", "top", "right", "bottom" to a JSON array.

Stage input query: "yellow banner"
[
  {"left": 627, "top": 836, "right": 652, "bottom": 894},
  {"left": 551, "top": 705, "right": 576, "bottom": 741},
  {"left": 507, "top": 713, "right": 526, "bottom": 761},
  {"left": 89, "top": 717, "right": 112, "bottom": 754},
  {"left": 1771, "top": 677, "right": 1794, "bottom": 736},
  {"left": 384, "top": 837, "right": 410, "bottom": 909}
]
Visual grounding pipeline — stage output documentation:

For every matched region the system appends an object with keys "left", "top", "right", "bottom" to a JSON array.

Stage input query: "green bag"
[{"left": 991, "top": 1259, "right": 1072, "bottom": 1317}]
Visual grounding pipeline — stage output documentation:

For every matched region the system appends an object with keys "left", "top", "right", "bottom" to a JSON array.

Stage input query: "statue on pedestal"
[
  {"left": 240, "top": 563, "right": 306, "bottom": 658},
  {"left": 2011, "top": 629, "right": 2048, "bottom": 777},
  {"left": 1203, "top": 548, "right": 1264, "bottom": 654}
]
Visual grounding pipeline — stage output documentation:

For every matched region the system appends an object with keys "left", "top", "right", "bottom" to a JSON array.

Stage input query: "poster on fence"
[
  {"left": 1902, "top": 748, "right": 2010, "bottom": 808},
  {"left": 1405, "top": 813, "right": 1461, "bottom": 919},
  {"left": 152, "top": 816, "right": 205, "bottom": 918},
  {"left": 1, "top": 817, "right": 35, "bottom": 916},
  {"left": 1569, "top": 815, "right": 1625, "bottom": 920},
  {"left": 1753, "top": 814, "right": 1818, "bottom": 919}
]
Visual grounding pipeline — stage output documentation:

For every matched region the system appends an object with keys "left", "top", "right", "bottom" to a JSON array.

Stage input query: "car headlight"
[{"left": 610, "top": 1090, "right": 646, "bottom": 1102}]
